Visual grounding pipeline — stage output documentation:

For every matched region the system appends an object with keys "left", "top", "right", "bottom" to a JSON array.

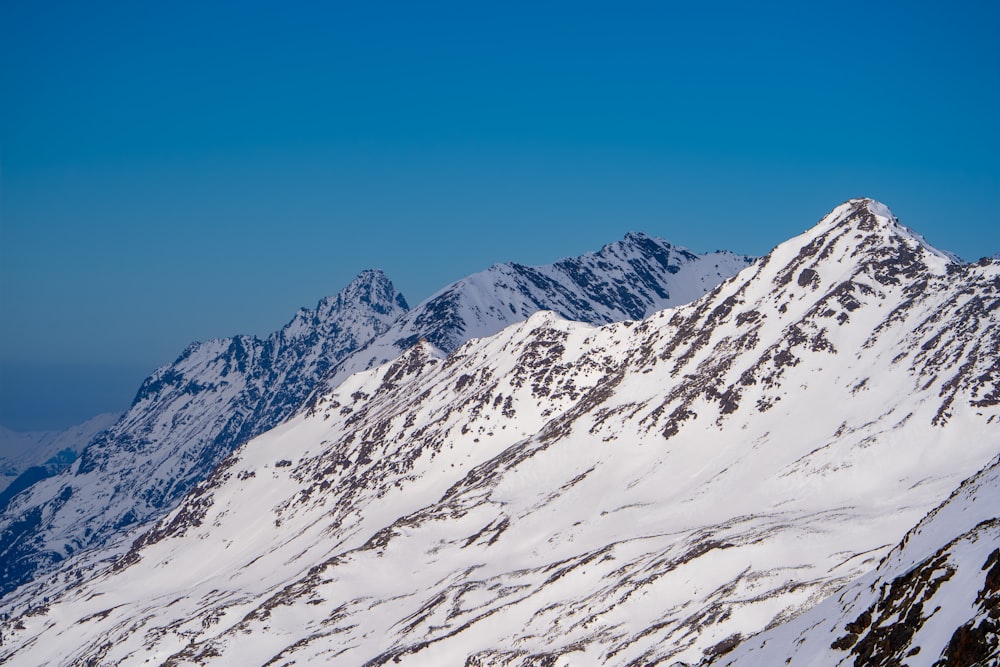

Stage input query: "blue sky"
[{"left": 2, "top": 1, "right": 998, "bottom": 431}]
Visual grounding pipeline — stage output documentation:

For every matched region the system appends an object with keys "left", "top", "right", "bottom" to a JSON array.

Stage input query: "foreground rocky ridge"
[
  {"left": 1, "top": 200, "right": 997, "bottom": 665},
  {"left": 712, "top": 455, "right": 1000, "bottom": 667}
]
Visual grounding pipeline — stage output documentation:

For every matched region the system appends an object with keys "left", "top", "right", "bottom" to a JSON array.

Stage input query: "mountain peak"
[
  {"left": 0, "top": 266, "right": 416, "bottom": 598},
  {"left": 313, "top": 231, "right": 754, "bottom": 395},
  {"left": 815, "top": 198, "right": 958, "bottom": 264},
  {"left": 316, "top": 269, "right": 410, "bottom": 318},
  {"left": 622, "top": 230, "right": 653, "bottom": 243},
  {"left": 758, "top": 198, "right": 958, "bottom": 293},
  {"left": 811, "top": 197, "right": 902, "bottom": 237},
  {"left": 327, "top": 268, "right": 409, "bottom": 315},
  {"left": 349, "top": 267, "right": 386, "bottom": 283},
  {"left": 346, "top": 267, "right": 392, "bottom": 290}
]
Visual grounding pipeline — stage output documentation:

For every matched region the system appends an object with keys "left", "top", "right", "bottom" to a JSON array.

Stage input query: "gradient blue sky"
[{"left": 2, "top": 1, "right": 998, "bottom": 431}]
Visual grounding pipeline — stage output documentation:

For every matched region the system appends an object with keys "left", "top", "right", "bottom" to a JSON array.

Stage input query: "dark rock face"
[
  {"left": 0, "top": 467, "right": 50, "bottom": 514},
  {"left": 936, "top": 547, "right": 1000, "bottom": 666},
  {"left": 830, "top": 551, "right": 956, "bottom": 663},
  {"left": 823, "top": 523, "right": 1000, "bottom": 667}
]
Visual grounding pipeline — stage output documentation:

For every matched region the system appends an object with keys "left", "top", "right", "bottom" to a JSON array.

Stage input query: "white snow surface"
[{"left": 2, "top": 199, "right": 997, "bottom": 666}]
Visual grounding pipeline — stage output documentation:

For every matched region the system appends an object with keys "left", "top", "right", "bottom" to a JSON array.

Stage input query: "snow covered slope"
[
  {"left": 0, "top": 413, "right": 119, "bottom": 495},
  {"left": 712, "top": 454, "right": 1000, "bottom": 666},
  {"left": 0, "top": 269, "right": 409, "bottom": 597},
  {"left": 0, "top": 235, "right": 748, "bottom": 602},
  {"left": 319, "top": 232, "right": 753, "bottom": 388},
  {"left": 2, "top": 199, "right": 996, "bottom": 666}
]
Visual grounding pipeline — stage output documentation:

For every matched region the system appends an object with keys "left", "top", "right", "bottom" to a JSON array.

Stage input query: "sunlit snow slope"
[{"left": 1, "top": 200, "right": 997, "bottom": 666}]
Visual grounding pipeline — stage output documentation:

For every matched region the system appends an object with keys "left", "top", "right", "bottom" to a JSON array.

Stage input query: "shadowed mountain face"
[
  {"left": 0, "top": 412, "right": 119, "bottom": 498},
  {"left": 2, "top": 199, "right": 996, "bottom": 666},
  {"left": 0, "top": 234, "right": 749, "bottom": 602},
  {"left": 0, "top": 269, "right": 409, "bottom": 597}
]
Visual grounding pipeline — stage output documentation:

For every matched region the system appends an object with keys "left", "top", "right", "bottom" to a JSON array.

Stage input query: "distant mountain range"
[
  {"left": 1, "top": 199, "right": 996, "bottom": 666},
  {"left": 0, "top": 413, "right": 118, "bottom": 499},
  {"left": 0, "top": 232, "right": 751, "bottom": 601},
  {"left": 318, "top": 231, "right": 752, "bottom": 390}
]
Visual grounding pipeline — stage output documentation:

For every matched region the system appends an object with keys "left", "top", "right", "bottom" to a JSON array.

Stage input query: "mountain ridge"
[
  {"left": 0, "top": 269, "right": 409, "bottom": 597},
  {"left": 0, "top": 413, "right": 120, "bottom": 493},
  {"left": 0, "top": 232, "right": 750, "bottom": 602},
  {"left": 316, "top": 232, "right": 753, "bottom": 390},
  {"left": 3, "top": 199, "right": 996, "bottom": 665}
]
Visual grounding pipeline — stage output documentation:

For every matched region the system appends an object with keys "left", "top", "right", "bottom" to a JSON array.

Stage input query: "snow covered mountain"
[
  {"left": 0, "top": 413, "right": 120, "bottom": 511},
  {"left": 0, "top": 269, "right": 409, "bottom": 597},
  {"left": 0, "top": 413, "right": 119, "bottom": 495},
  {"left": 0, "top": 234, "right": 747, "bottom": 602},
  {"left": 711, "top": 453, "right": 1000, "bottom": 666},
  {"left": 319, "top": 232, "right": 753, "bottom": 389},
  {"left": 2, "top": 199, "right": 996, "bottom": 665}
]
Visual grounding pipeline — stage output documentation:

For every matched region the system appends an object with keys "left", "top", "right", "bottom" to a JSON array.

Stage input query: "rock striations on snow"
[
  {"left": 1, "top": 200, "right": 997, "bottom": 666},
  {"left": 0, "top": 234, "right": 746, "bottom": 603}
]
